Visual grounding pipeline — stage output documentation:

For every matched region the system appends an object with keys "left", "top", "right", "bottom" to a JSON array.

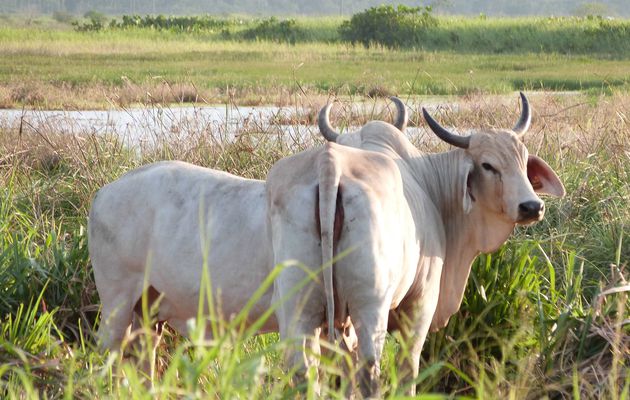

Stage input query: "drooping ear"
[
  {"left": 460, "top": 156, "right": 475, "bottom": 214},
  {"left": 527, "top": 155, "right": 565, "bottom": 197}
]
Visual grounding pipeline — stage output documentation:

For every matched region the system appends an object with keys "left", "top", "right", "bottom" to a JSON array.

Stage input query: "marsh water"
[
  {"left": 0, "top": 100, "right": 468, "bottom": 148},
  {"left": 0, "top": 105, "right": 303, "bottom": 146}
]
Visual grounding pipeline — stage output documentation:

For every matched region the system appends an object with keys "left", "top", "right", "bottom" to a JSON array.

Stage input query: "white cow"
[
  {"left": 267, "top": 93, "right": 565, "bottom": 396},
  {"left": 87, "top": 100, "right": 407, "bottom": 379},
  {"left": 89, "top": 163, "right": 275, "bottom": 349}
]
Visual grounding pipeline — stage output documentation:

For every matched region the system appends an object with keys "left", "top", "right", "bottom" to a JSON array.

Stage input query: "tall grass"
[
  {"left": 401, "top": 16, "right": 630, "bottom": 56},
  {"left": 0, "top": 92, "right": 627, "bottom": 397}
]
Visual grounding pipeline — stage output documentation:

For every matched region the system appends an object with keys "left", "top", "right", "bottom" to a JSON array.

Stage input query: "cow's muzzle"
[{"left": 517, "top": 200, "right": 545, "bottom": 223}]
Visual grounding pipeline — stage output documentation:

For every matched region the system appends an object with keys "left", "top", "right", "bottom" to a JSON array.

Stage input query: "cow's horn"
[
  {"left": 513, "top": 91, "right": 531, "bottom": 137},
  {"left": 318, "top": 102, "right": 340, "bottom": 142},
  {"left": 422, "top": 107, "right": 471, "bottom": 149},
  {"left": 389, "top": 96, "right": 408, "bottom": 131}
]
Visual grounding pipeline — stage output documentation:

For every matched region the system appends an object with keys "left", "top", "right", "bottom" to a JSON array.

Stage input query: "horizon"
[{"left": 0, "top": 0, "right": 627, "bottom": 18}]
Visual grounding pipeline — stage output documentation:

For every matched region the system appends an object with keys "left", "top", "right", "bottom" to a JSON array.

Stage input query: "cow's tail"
[{"left": 318, "top": 143, "right": 343, "bottom": 345}]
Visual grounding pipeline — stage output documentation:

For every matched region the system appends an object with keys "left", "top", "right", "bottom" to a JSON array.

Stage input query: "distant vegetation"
[
  {"left": 240, "top": 17, "right": 307, "bottom": 44},
  {"left": 110, "top": 14, "right": 232, "bottom": 31},
  {"left": 64, "top": 8, "right": 630, "bottom": 55},
  {"left": 104, "top": 14, "right": 311, "bottom": 44},
  {"left": 338, "top": 5, "right": 438, "bottom": 48},
  {"left": 3, "top": 11, "right": 630, "bottom": 110}
]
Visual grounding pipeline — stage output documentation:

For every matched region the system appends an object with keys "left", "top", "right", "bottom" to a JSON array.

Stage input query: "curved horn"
[
  {"left": 389, "top": 96, "right": 408, "bottom": 131},
  {"left": 422, "top": 107, "right": 471, "bottom": 149},
  {"left": 318, "top": 102, "right": 340, "bottom": 142},
  {"left": 513, "top": 91, "right": 531, "bottom": 137}
]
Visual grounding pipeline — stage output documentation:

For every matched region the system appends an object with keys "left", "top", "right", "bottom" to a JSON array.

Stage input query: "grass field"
[
  {"left": 0, "top": 14, "right": 629, "bottom": 399},
  {"left": 2, "top": 14, "right": 630, "bottom": 109}
]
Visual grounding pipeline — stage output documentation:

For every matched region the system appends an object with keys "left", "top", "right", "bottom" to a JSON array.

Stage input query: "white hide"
[{"left": 89, "top": 161, "right": 275, "bottom": 349}]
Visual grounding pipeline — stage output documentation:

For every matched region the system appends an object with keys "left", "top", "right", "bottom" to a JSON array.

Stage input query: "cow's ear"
[
  {"left": 461, "top": 157, "right": 475, "bottom": 214},
  {"left": 527, "top": 155, "right": 565, "bottom": 197}
]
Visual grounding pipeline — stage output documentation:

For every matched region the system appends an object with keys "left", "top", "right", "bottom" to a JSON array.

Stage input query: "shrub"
[
  {"left": 241, "top": 17, "right": 306, "bottom": 44},
  {"left": 339, "top": 5, "right": 438, "bottom": 49},
  {"left": 72, "top": 18, "right": 104, "bottom": 32}
]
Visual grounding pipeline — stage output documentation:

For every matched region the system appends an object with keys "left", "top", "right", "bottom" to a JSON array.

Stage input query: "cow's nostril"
[{"left": 519, "top": 201, "right": 544, "bottom": 219}]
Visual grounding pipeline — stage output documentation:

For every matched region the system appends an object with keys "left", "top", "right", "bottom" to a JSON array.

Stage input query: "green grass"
[
  {"left": 2, "top": 15, "right": 630, "bottom": 109},
  {"left": 416, "top": 16, "right": 630, "bottom": 56},
  {"left": 0, "top": 92, "right": 628, "bottom": 398}
]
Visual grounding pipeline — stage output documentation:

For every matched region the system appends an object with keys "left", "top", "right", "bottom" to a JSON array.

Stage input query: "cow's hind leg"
[
  {"left": 270, "top": 188, "right": 326, "bottom": 392},
  {"left": 351, "top": 300, "right": 390, "bottom": 398},
  {"left": 97, "top": 302, "right": 133, "bottom": 351},
  {"left": 127, "top": 286, "right": 168, "bottom": 383},
  {"left": 128, "top": 312, "right": 164, "bottom": 383},
  {"left": 274, "top": 264, "right": 325, "bottom": 393},
  {"left": 338, "top": 321, "right": 359, "bottom": 398},
  {"left": 96, "top": 280, "right": 140, "bottom": 351}
]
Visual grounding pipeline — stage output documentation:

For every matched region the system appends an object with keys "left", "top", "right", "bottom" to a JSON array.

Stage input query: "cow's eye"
[{"left": 481, "top": 162, "right": 495, "bottom": 172}]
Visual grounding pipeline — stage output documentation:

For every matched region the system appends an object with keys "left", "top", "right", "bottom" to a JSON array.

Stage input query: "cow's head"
[{"left": 422, "top": 92, "right": 565, "bottom": 226}]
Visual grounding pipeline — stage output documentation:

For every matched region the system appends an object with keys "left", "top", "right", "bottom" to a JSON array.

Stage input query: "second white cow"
[{"left": 267, "top": 93, "right": 565, "bottom": 396}]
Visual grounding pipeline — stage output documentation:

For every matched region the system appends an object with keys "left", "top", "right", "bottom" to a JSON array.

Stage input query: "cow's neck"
[
  {"left": 407, "top": 149, "right": 515, "bottom": 329},
  {"left": 349, "top": 128, "right": 515, "bottom": 327}
]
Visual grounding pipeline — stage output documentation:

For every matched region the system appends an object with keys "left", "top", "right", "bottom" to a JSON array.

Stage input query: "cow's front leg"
[
  {"left": 396, "top": 289, "right": 441, "bottom": 393},
  {"left": 388, "top": 306, "right": 433, "bottom": 395},
  {"left": 397, "top": 321, "right": 428, "bottom": 396}
]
